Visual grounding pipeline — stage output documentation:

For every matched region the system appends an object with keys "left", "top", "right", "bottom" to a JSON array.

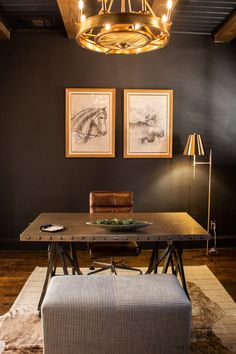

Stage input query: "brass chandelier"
[{"left": 76, "top": 0, "right": 173, "bottom": 54}]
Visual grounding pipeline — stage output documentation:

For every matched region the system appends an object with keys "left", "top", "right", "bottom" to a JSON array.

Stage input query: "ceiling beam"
[
  {"left": 214, "top": 12, "right": 236, "bottom": 42},
  {"left": 0, "top": 20, "right": 10, "bottom": 40},
  {"left": 152, "top": 0, "right": 179, "bottom": 17},
  {"left": 56, "top": 0, "right": 78, "bottom": 39}
]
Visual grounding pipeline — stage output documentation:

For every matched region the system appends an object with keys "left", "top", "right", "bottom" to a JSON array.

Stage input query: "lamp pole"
[
  {"left": 193, "top": 149, "right": 212, "bottom": 254},
  {"left": 183, "top": 133, "right": 215, "bottom": 255}
]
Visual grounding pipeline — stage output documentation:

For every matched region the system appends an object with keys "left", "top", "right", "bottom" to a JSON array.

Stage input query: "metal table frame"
[{"left": 20, "top": 212, "right": 211, "bottom": 312}]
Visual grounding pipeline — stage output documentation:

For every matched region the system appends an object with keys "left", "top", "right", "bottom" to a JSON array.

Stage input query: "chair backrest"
[{"left": 89, "top": 191, "right": 133, "bottom": 213}]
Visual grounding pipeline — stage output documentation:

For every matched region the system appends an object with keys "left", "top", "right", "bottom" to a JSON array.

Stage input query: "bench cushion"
[{"left": 42, "top": 274, "right": 191, "bottom": 354}]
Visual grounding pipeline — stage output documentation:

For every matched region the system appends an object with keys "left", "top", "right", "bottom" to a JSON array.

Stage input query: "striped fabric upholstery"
[{"left": 42, "top": 274, "right": 192, "bottom": 354}]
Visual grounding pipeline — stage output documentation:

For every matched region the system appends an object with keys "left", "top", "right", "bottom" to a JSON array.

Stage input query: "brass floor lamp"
[{"left": 183, "top": 133, "right": 216, "bottom": 255}]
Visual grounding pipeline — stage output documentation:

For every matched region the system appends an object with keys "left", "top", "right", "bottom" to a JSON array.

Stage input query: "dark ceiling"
[
  {"left": 0, "top": 0, "right": 64, "bottom": 30},
  {"left": 172, "top": 0, "right": 236, "bottom": 34},
  {"left": 0, "top": 0, "right": 236, "bottom": 36}
]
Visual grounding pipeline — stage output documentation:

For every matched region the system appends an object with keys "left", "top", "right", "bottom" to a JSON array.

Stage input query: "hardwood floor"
[{"left": 0, "top": 247, "right": 236, "bottom": 316}]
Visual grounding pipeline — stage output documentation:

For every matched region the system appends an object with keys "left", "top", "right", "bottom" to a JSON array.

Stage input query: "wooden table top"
[{"left": 20, "top": 212, "right": 211, "bottom": 243}]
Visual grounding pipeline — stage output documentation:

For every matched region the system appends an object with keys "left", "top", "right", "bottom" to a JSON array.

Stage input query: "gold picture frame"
[
  {"left": 124, "top": 89, "right": 173, "bottom": 158},
  {"left": 66, "top": 88, "right": 115, "bottom": 158}
]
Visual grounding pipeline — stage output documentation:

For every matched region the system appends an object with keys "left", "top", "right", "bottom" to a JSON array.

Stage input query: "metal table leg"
[
  {"left": 60, "top": 244, "right": 83, "bottom": 275},
  {"left": 146, "top": 244, "right": 171, "bottom": 274},
  {"left": 37, "top": 242, "right": 83, "bottom": 315},
  {"left": 147, "top": 242, "right": 159, "bottom": 274},
  {"left": 38, "top": 242, "right": 57, "bottom": 313},
  {"left": 173, "top": 243, "right": 190, "bottom": 299},
  {"left": 146, "top": 241, "right": 190, "bottom": 299}
]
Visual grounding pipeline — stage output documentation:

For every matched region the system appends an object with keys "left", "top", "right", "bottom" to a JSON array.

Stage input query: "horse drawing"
[{"left": 71, "top": 107, "right": 107, "bottom": 143}]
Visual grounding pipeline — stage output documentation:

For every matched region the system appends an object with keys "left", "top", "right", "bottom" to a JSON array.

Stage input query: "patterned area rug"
[{"left": 0, "top": 266, "right": 235, "bottom": 354}]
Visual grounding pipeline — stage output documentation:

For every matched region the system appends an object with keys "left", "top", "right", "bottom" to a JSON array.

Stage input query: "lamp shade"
[{"left": 183, "top": 133, "right": 205, "bottom": 156}]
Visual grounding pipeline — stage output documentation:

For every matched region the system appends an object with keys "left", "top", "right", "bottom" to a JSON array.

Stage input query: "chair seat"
[{"left": 90, "top": 241, "right": 139, "bottom": 258}]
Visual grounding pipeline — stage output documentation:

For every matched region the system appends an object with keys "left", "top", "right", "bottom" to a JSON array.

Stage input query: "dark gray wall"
[{"left": 0, "top": 32, "right": 236, "bottom": 248}]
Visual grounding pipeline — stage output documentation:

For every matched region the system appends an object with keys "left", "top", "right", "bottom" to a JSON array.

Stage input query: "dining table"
[{"left": 20, "top": 212, "right": 211, "bottom": 312}]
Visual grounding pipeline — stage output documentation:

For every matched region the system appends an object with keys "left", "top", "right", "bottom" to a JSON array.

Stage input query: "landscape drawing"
[{"left": 124, "top": 90, "right": 173, "bottom": 158}]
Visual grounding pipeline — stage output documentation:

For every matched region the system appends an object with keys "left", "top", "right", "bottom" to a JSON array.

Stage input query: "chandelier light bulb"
[
  {"left": 78, "top": 0, "right": 84, "bottom": 10},
  {"left": 167, "top": 0, "right": 172, "bottom": 10},
  {"left": 105, "top": 23, "right": 111, "bottom": 30},
  {"left": 81, "top": 14, "right": 86, "bottom": 22},
  {"left": 134, "top": 23, "right": 141, "bottom": 30},
  {"left": 162, "top": 14, "right": 167, "bottom": 23}
]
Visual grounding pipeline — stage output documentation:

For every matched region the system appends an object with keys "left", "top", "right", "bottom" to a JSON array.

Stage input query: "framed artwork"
[
  {"left": 124, "top": 89, "right": 173, "bottom": 158},
  {"left": 65, "top": 88, "right": 115, "bottom": 158}
]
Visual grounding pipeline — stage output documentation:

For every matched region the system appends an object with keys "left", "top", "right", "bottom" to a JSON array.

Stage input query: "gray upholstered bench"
[{"left": 42, "top": 274, "right": 191, "bottom": 354}]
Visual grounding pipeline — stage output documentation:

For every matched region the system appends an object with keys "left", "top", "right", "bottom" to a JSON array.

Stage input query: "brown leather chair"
[{"left": 88, "top": 191, "right": 142, "bottom": 275}]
